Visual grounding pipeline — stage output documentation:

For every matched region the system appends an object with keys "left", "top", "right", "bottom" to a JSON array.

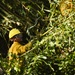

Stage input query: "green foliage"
[{"left": 0, "top": 0, "right": 75, "bottom": 75}]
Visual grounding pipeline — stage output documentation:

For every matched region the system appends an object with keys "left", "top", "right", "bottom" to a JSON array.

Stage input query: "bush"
[{"left": 0, "top": 0, "right": 75, "bottom": 75}]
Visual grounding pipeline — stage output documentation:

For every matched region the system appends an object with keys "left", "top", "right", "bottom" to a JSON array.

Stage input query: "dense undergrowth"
[{"left": 0, "top": 0, "right": 75, "bottom": 75}]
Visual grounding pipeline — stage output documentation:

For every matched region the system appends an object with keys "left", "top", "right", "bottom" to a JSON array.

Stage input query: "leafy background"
[{"left": 0, "top": 0, "right": 75, "bottom": 75}]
